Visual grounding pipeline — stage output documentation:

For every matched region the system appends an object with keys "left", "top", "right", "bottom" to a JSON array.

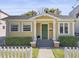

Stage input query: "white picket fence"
[
  {"left": 64, "top": 47, "right": 79, "bottom": 58},
  {"left": 0, "top": 46, "right": 32, "bottom": 58}
]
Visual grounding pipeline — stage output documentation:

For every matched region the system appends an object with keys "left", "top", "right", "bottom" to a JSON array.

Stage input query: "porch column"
[
  {"left": 72, "top": 22, "right": 75, "bottom": 36},
  {"left": 53, "top": 20, "right": 56, "bottom": 41},
  {"left": 33, "top": 20, "right": 37, "bottom": 42}
]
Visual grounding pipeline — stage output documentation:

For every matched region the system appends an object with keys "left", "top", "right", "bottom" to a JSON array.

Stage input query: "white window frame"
[
  {"left": 59, "top": 23, "right": 64, "bottom": 34},
  {"left": 59, "top": 22, "right": 69, "bottom": 35},
  {"left": 22, "top": 22, "right": 32, "bottom": 32},
  {"left": 9, "top": 23, "right": 20, "bottom": 32},
  {"left": 64, "top": 23, "right": 69, "bottom": 34}
]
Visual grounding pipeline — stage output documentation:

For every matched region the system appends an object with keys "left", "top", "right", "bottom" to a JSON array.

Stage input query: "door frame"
[{"left": 40, "top": 23, "right": 49, "bottom": 40}]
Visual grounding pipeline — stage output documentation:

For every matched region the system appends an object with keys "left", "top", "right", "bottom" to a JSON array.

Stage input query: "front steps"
[{"left": 37, "top": 40, "right": 53, "bottom": 48}]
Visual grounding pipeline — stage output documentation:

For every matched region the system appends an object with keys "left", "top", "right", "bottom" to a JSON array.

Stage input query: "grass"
[
  {"left": 52, "top": 49, "right": 64, "bottom": 58},
  {"left": 32, "top": 48, "right": 39, "bottom": 58}
]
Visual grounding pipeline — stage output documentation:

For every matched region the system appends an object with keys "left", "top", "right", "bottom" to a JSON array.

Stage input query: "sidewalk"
[{"left": 37, "top": 48, "right": 55, "bottom": 58}]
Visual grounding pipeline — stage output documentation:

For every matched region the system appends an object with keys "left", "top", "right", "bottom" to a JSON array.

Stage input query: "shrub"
[
  {"left": 5, "top": 37, "right": 32, "bottom": 46},
  {"left": 59, "top": 36, "right": 77, "bottom": 47}
]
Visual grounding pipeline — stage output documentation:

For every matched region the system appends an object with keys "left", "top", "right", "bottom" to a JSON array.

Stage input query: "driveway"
[{"left": 0, "top": 37, "right": 5, "bottom": 45}]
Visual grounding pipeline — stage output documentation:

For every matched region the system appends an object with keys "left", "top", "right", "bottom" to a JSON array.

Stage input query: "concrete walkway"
[{"left": 38, "top": 48, "right": 55, "bottom": 58}]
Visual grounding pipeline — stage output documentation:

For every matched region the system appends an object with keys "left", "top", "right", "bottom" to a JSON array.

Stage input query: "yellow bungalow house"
[{"left": 2, "top": 11, "right": 76, "bottom": 47}]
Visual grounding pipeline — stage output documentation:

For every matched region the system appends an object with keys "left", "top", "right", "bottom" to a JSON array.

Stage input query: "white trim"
[
  {"left": 22, "top": 22, "right": 32, "bottom": 32},
  {"left": 53, "top": 20, "right": 56, "bottom": 40},
  {"left": 33, "top": 20, "right": 37, "bottom": 41},
  {"left": 72, "top": 22, "right": 75, "bottom": 36},
  {"left": 9, "top": 22, "right": 20, "bottom": 32},
  {"left": 58, "top": 22, "right": 70, "bottom": 35},
  {"left": 68, "top": 23, "right": 70, "bottom": 35},
  {"left": 40, "top": 23, "right": 42, "bottom": 40},
  {"left": 28, "top": 14, "right": 59, "bottom": 20}
]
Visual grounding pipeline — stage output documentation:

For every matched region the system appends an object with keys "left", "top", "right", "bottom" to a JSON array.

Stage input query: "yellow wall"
[
  {"left": 6, "top": 15, "right": 75, "bottom": 39},
  {"left": 49, "top": 23, "right": 53, "bottom": 39},
  {"left": 36, "top": 23, "right": 40, "bottom": 36},
  {"left": 9, "top": 32, "right": 33, "bottom": 37},
  {"left": 36, "top": 16, "right": 53, "bottom": 19},
  {"left": 36, "top": 22, "right": 53, "bottom": 39},
  {"left": 7, "top": 20, "right": 33, "bottom": 37}
]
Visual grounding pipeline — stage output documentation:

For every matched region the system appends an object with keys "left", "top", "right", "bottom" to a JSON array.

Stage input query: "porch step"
[{"left": 37, "top": 40, "right": 53, "bottom": 48}]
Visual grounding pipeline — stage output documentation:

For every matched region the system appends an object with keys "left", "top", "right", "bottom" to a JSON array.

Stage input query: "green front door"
[{"left": 42, "top": 24, "right": 48, "bottom": 40}]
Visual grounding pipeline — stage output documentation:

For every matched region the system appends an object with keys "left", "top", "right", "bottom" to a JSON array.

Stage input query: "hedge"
[
  {"left": 59, "top": 36, "right": 77, "bottom": 47},
  {"left": 5, "top": 37, "right": 32, "bottom": 46}
]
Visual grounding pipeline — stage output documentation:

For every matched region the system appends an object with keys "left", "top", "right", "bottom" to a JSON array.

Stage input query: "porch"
[
  {"left": 33, "top": 20, "right": 57, "bottom": 42},
  {"left": 33, "top": 20, "right": 57, "bottom": 47}
]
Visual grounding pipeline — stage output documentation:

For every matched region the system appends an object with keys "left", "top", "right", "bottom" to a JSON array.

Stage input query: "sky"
[{"left": 0, "top": 0, "right": 79, "bottom": 15}]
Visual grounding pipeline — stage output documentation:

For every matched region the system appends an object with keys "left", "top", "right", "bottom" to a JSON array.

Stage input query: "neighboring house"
[
  {"left": 69, "top": 5, "right": 79, "bottom": 35},
  {"left": 0, "top": 10, "right": 8, "bottom": 37},
  {"left": 0, "top": 10, "right": 8, "bottom": 45},
  {"left": 0, "top": 20, "right": 6, "bottom": 37},
  {"left": 0, "top": 10, "right": 8, "bottom": 19}
]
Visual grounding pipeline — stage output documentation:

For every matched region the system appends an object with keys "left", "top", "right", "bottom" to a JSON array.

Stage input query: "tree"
[
  {"left": 24, "top": 10, "right": 37, "bottom": 16},
  {"left": 44, "top": 8, "right": 49, "bottom": 13},
  {"left": 54, "top": 8, "right": 61, "bottom": 15},
  {"left": 23, "top": 8, "right": 61, "bottom": 16},
  {"left": 44, "top": 8, "right": 61, "bottom": 15}
]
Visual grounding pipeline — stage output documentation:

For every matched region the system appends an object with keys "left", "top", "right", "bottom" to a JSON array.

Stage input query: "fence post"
[
  {"left": 0, "top": 47, "right": 2, "bottom": 58},
  {"left": 14, "top": 47, "right": 17, "bottom": 58},
  {"left": 69, "top": 47, "right": 71, "bottom": 58},
  {"left": 30, "top": 47, "right": 32, "bottom": 58},
  {"left": 22, "top": 47, "right": 24, "bottom": 58},
  {"left": 3, "top": 47, "right": 6, "bottom": 58},
  {"left": 7, "top": 47, "right": 9, "bottom": 58},
  {"left": 72, "top": 47, "right": 75, "bottom": 58},
  {"left": 64, "top": 47, "right": 67, "bottom": 58},
  {"left": 11, "top": 47, "right": 14, "bottom": 58},
  {"left": 76, "top": 47, "right": 79, "bottom": 58},
  {"left": 18, "top": 47, "right": 20, "bottom": 58},
  {"left": 25, "top": 47, "right": 28, "bottom": 58}
]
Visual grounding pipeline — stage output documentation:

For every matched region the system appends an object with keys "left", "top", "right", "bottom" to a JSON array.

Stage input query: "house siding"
[
  {"left": 6, "top": 15, "right": 75, "bottom": 40},
  {"left": 6, "top": 20, "right": 34, "bottom": 37}
]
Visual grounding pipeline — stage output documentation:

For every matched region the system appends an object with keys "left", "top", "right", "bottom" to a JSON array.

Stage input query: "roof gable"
[
  {"left": 28, "top": 13, "right": 59, "bottom": 20},
  {"left": 0, "top": 10, "right": 9, "bottom": 16},
  {"left": 35, "top": 16, "right": 53, "bottom": 19}
]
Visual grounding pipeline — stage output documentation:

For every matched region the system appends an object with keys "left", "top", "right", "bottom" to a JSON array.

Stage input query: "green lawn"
[
  {"left": 32, "top": 48, "right": 39, "bottom": 58},
  {"left": 52, "top": 49, "right": 64, "bottom": 58}
]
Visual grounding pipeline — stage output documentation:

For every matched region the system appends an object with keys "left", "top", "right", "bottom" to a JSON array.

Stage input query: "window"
[
  {"left": 60, "top": 23, "right": 63, "bottom": 34},
  {"left": 11, "top": 25, "right": 18, "bottom": 31},
  {"left": 76, "top": 13, "right": 79, "bottom": 18},
  {"left": 23, "top": 25, "right": 31, "bottom": 31},
  {"left": 64, "top": 23, "right": 68, "bottom": 33},
  {"left": 3, "top": 26, "right": 5, "bottom": 29},
  {"left": 60, "top": 23, "right": 69, "bottom": 34}
]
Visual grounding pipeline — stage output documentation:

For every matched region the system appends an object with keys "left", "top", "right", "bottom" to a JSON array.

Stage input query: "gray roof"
[
  {"left": 0, "top": 10, "right": 9, "bottom": 16},
  {"left": 48, "top": 13, "right": 76, "bottom": 19},
  {"left": 2, "top": 14, "right": 76, "bottom": 20},
  {"left": 2, "top": 15, "right": 34, "bottom": 20},
  {"left": 57, "top": 15, "right": 76, "bottom": 19}
]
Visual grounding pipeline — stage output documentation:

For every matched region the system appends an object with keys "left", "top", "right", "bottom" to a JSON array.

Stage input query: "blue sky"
[{"left": 0, "top": 0, "right": 79, "bottom": 15}]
